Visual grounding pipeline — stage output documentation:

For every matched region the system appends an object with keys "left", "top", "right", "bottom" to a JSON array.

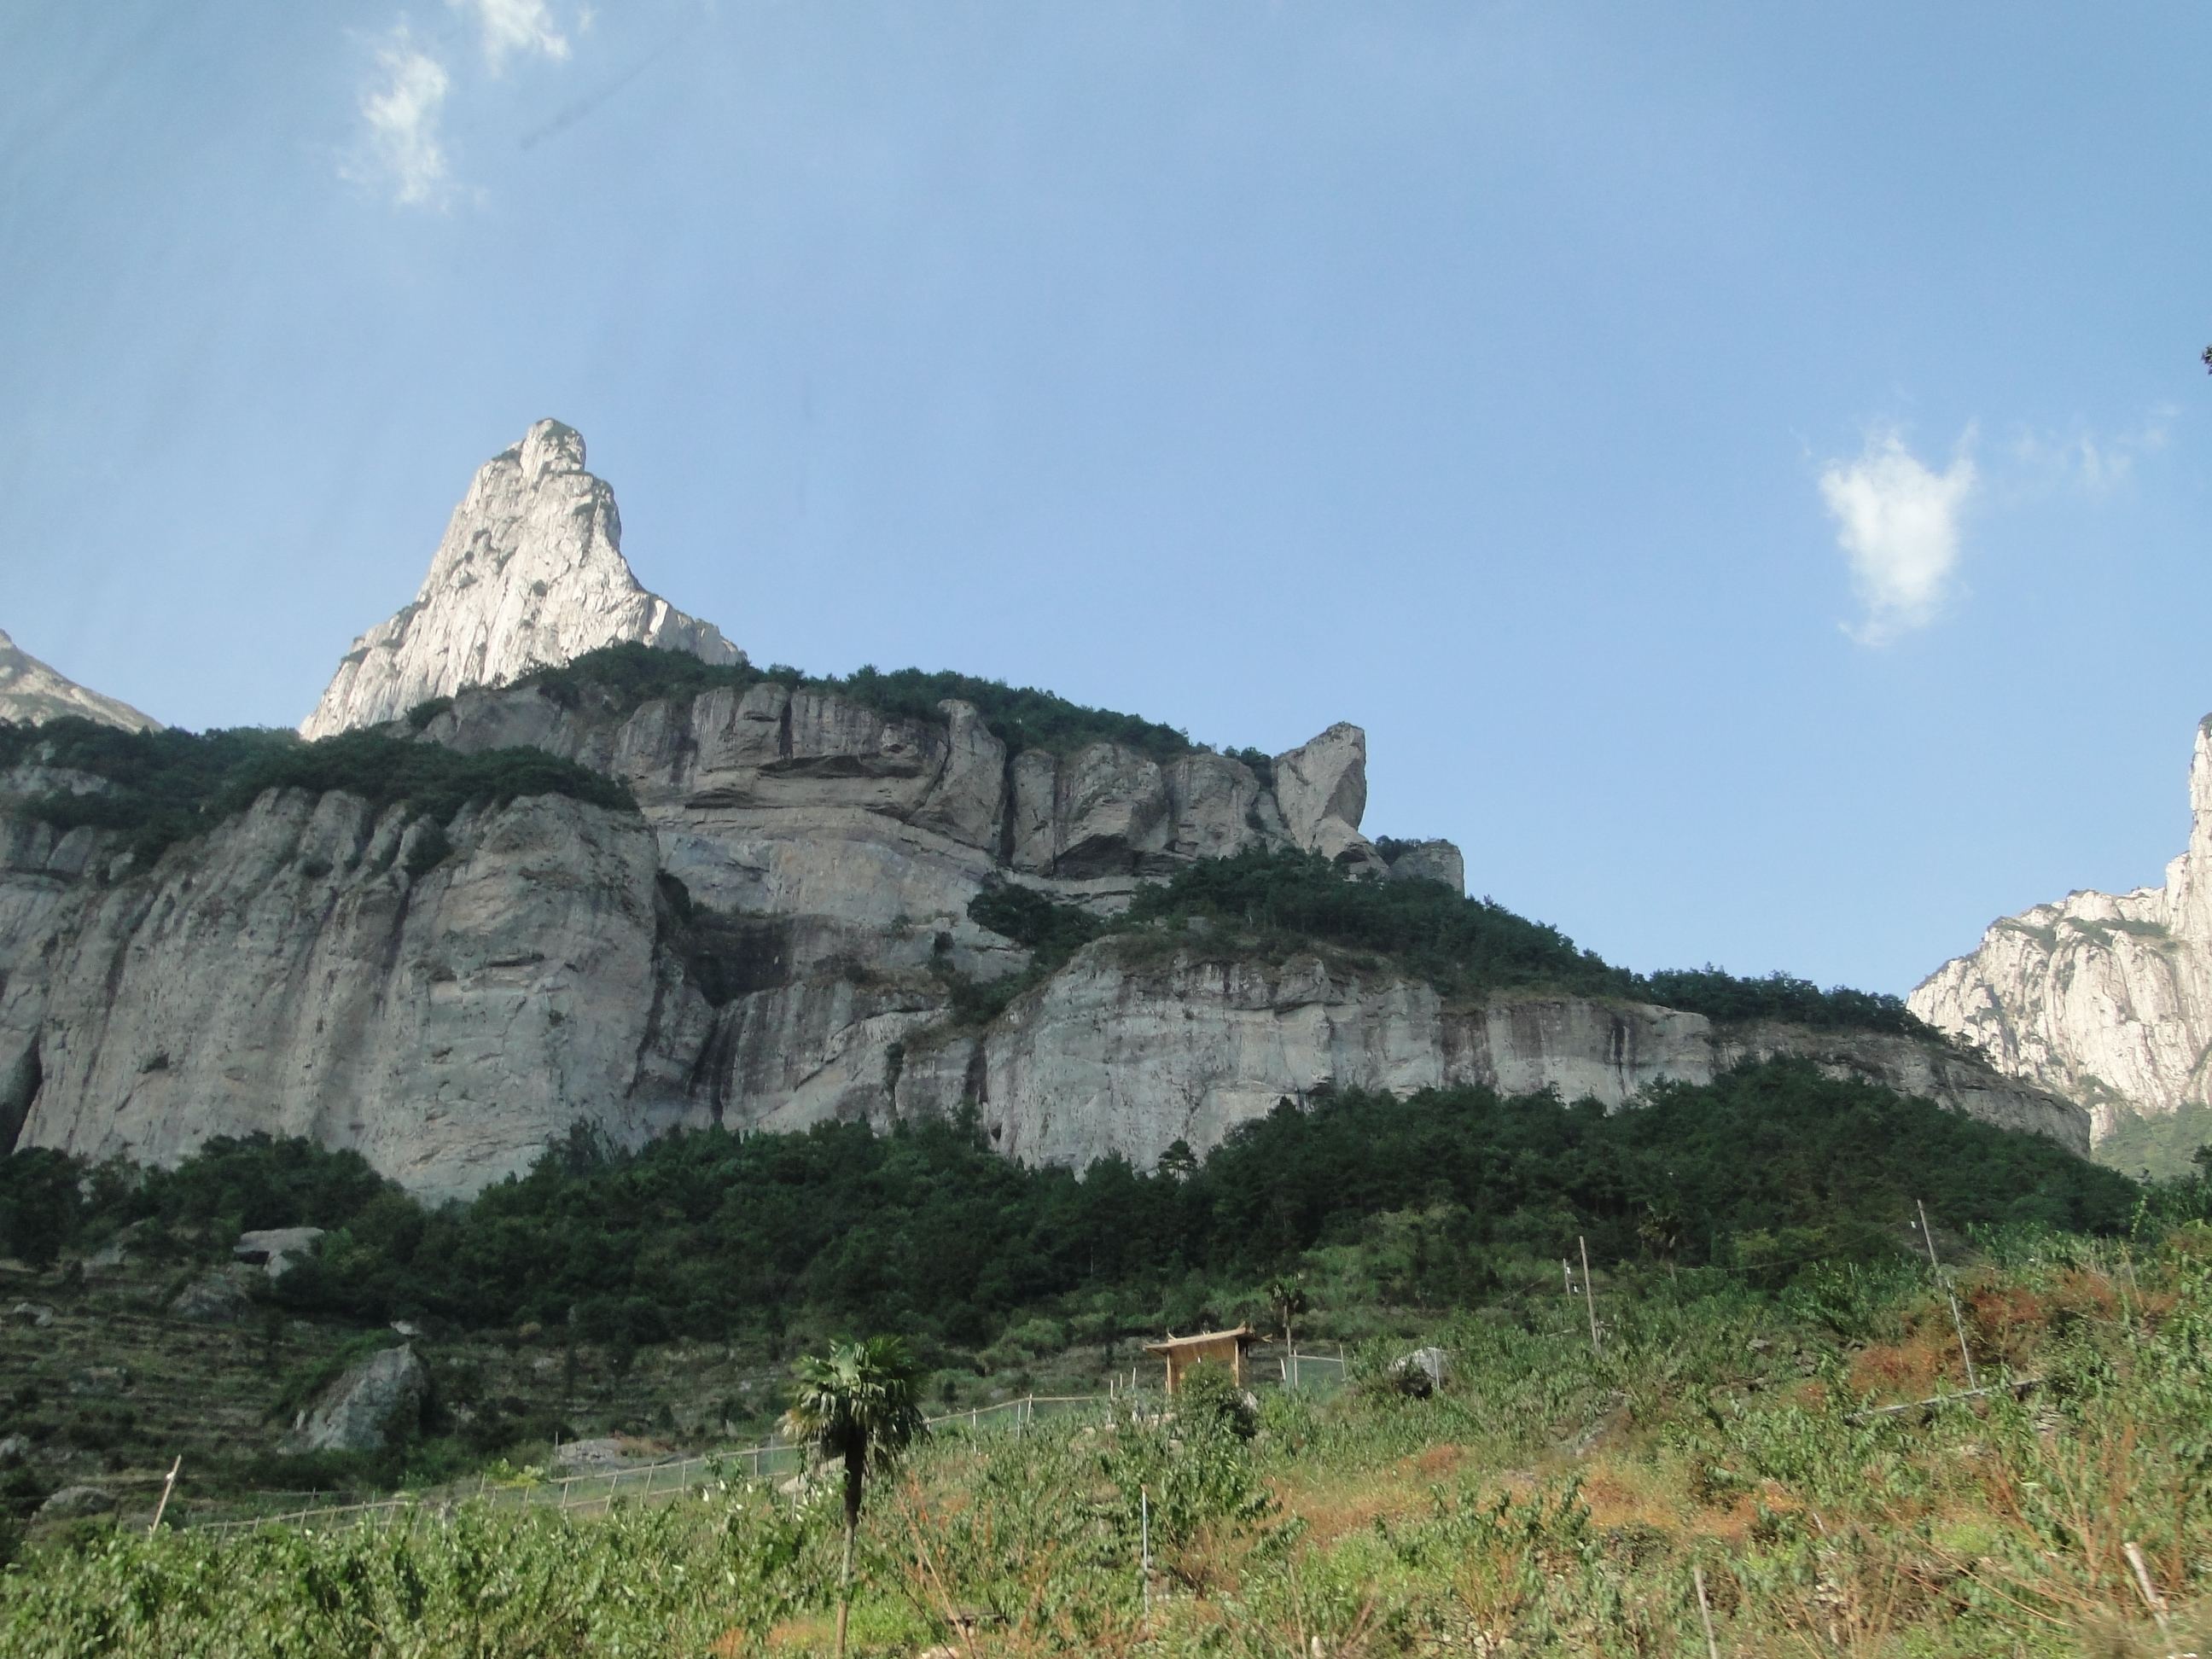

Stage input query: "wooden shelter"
[{"left": 1143, "top": 1326, "right": 1257, "bottom": 1394}]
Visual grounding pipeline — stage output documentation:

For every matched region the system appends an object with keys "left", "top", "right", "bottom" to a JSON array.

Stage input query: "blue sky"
[{"left": 4, "top": 2, "right": 2208, "bottom": 997}]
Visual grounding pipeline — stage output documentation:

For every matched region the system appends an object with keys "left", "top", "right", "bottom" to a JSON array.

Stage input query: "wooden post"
[
  {"left": 2123, "top": 1541, "right": 2173, "bottom": 1641},
  {"left": 1692, "top": 1565, "right": 1719, "bottom": 1659},
  {"left": 1579, "top": 1236, "right": 1602, "bottom": 1356},
  {"left": 148, "top": 1457, "right": 181, "bottom": 1535},
  {"left": 1917, "top": 1200, "right": 1979, "bottom": 1390}
]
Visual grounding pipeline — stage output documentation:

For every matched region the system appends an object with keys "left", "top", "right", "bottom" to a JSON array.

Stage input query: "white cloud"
[
  {"left": 456, "top": 0, "right": 571, "bottom": 71},
  {"left": 351, "top": 26, "right": 452, "bottom": 208},
  {"left": 1819, "top": 428, "right": 1977, "bottom": 647}
]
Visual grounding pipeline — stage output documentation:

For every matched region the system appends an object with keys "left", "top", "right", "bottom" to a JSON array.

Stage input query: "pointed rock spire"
[{"left": 300, "top": 420, "right": 740, "bottom": 738}]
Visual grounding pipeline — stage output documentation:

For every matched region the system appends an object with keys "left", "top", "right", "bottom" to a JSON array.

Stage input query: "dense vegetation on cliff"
[
  {"left": 968, "top": 848, "right": 1936, "bottom": 1036},
  {"left": 0, "top": 716, "right": 635, "bottom": 865},
  {"left": 0, "top": 1063, "right": 2139, "bottom": 1357},
  {"left": 518, "top": 641, "right": 1200, "bottom": 761}
]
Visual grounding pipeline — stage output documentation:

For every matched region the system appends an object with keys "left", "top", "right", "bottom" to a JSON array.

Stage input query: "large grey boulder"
[
  {"left": 36, "top": 1485, "right": 117, "bottom": 1522},
  {"left": 300, "top": 420, "right": 737, "bottom": 739},
  {"left": 170, "top": 1270, "right": 253, "bottom": 1324},
  {"left": 1382, "top": 839, "right": 1466, "bottom": 894},
  {"left": 282, "top": 1345, "right": 429, "bottom": 1454},
  {"left": 1272, "top": 725, "right": 1385, "bottom": 876},
  {"left": 234, "top": 1227, "right": 326, "bottom": 1280}
]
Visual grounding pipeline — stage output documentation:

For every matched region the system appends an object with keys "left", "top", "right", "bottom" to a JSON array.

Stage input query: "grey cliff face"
[
  {"left": 300, "top": 421, "right": 738, "bottom": 739},
  {"left": 0, "top": 420, "right": 2086, "bottom": 1197},
  {"left": 1910, "top": 717, "right": 2212, "bottom": 1141},
  {"left": 887, "top": 945, "right": 2087, "bottom": 1171},
  {"left": 0, "top": 629, "right": 160, "bottom": 733}
]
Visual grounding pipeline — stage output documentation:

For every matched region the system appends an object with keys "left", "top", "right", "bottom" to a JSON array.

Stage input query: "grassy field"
[{"left": 3, "top": 1222, "right": 2208, "bottom": 1656}]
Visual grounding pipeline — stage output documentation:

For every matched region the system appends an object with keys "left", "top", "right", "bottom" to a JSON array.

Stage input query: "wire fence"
[{"left": 181, "top": 1348, "right": 1351, "bottom": 1538}]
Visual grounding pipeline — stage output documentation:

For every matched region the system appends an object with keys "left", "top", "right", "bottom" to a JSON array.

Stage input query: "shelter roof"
[{"left": 1143, "top": 1325, "right": 1256, "bottom": 1356}]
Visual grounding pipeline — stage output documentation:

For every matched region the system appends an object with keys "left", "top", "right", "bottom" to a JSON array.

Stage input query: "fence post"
[
  {"left": 1579, "top": 1236, "right": 1603, "bottom": 1356},
  {"left": 148, "top": 1457, "right": 181, "bottom": 1536},
  {"left": 1917, "top": 1199, "right": 1979, "bottom": 1390},
  {"left": 1692, "top": 1566, "right": 1719, "bottom": 1659}
]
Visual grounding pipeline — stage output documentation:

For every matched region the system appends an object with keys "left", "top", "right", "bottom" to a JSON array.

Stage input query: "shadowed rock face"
[
  {"left": 300, "top": 421, "right": 737, "bottom": 739},
  {"left": 282, "top": 1346, "right": 428, "bottom": 1454},
  {"left": 0, "top": 422, "right": 2084, "bottom": 1196},
  {"left": 1912, "top": 717, "right": 2212, "bottom": 1143},
  {"left": 0, "top": 629, "right": 160, "bottom": 733}
]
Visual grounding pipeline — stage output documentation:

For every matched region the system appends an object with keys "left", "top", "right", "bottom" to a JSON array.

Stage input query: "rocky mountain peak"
[
  {"left": 300, "top": 420, "right": 740, "bottom": 739},
  {"left": 0, "top": 628, "right": 161, "bottom": 733},
  {"left": 1910, "top": 710, "right": 2212, "bottom": 1141}
]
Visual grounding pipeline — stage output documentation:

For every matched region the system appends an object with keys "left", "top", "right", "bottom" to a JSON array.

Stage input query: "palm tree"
[{"left": 783, "top": 1335, "right": 928, "bottom": 1659}]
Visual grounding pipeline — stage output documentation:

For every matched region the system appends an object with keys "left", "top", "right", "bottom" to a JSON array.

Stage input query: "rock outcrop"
[
  {"left": 0, "top": 629, "right": 160, "bottom": 733},
  {"left": 3, "top": 787, "right": 678, "bottom": 1199},
  {"left": 1911, "top": 717, "right": 2212, "bottom": 1142},
  {"left": 890, "top": 943, "right": 2088, "bottom": 1169},
  {"left": 282, "top": 1345, "right": 428, "bottom": 1454},
  {"left": 235, "top": 1228, "right": 326, "bottom": 1279},
  {"left": 300, "top": 421, "right": 737, "bottom": 739}
]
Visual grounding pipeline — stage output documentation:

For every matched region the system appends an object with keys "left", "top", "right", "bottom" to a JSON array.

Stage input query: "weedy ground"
[{"left": 3, "top": 1224, "right": 2209, "bottom": 1656}]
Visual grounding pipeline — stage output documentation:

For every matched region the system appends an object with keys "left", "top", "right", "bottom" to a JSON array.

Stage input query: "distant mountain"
[
  {"left": 0, "top": 628, "right": 160, "bottom": 733},
  {"left": 1912, "top": 716, "right": 2212, "bottom": 1147},
  {"left": 300, "top": 419, "right": 738, "bottom": 739}
]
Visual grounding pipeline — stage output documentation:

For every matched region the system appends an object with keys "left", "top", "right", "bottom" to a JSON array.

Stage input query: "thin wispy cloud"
[
  {"left": 456, "top": 0, "right": 572, "bottom": 72},
  {"left": 350, "top": 25, "right": 453, "bottom": 208},
  {"left": 1819, "top": 428, "right": 1977, "bottom": 647},
  {"left": 2010, "top": 406, "right": 2174, "bottom": 496},
  {"left": 346, "top": 5, "right": 579, "bottom": 208}
]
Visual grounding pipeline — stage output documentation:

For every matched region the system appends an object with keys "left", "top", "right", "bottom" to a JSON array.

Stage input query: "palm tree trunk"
[{"left": 835, "top": 1447, "right": 864, "bottom": 1659}]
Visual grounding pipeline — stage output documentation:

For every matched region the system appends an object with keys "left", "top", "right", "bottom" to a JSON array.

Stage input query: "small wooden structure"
[{"left": 1143, "top": 1326, "right": 1257, "bottom": 1394}]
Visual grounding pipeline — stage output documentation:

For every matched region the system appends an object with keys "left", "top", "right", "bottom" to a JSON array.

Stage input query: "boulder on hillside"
[
  {"left": 552, "top": 1436, "right": 649, "bottom": 1472},
  {"left": 234, "top": 1226, "right": 326, "bottom": 1280},
  {"left": 1380, "top": 838, "right": 1466, "bottom": 894},
  {"left": 170, "top": 1268, "right": 253, "bottom": 1324},
  {"left": 36, "top": 1485, "right": 116, "bottom": 1522},
  {"left": 282, "top": 1345, "right": 429, "bottom": 1454},
  {"left": 10, "top": 1301, "right": 55, "bottom": 1328}
]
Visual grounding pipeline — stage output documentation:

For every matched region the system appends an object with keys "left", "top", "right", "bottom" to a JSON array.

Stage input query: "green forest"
[
  {"left": 0, "top": 1062, "right": 2147, "bottom": 1359},
  {"left": 515, "top": 641, "right": 1200, "bottom": 761},
  {"left": 0, "top": 716, "right": 633, "bottom": 867}
]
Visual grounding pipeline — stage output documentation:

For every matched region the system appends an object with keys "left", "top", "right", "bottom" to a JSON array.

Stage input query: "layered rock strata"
[
  {"left": 1911, "top": 717, "right": 2212, "bottom": 1140},
  {"left": 300, "top": 421, "right": 737, "bottom": 739}
]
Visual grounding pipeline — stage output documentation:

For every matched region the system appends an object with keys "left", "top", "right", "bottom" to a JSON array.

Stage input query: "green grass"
[{"left": 6, "top": 1226, "right": 2211, "bottom": 1655}]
